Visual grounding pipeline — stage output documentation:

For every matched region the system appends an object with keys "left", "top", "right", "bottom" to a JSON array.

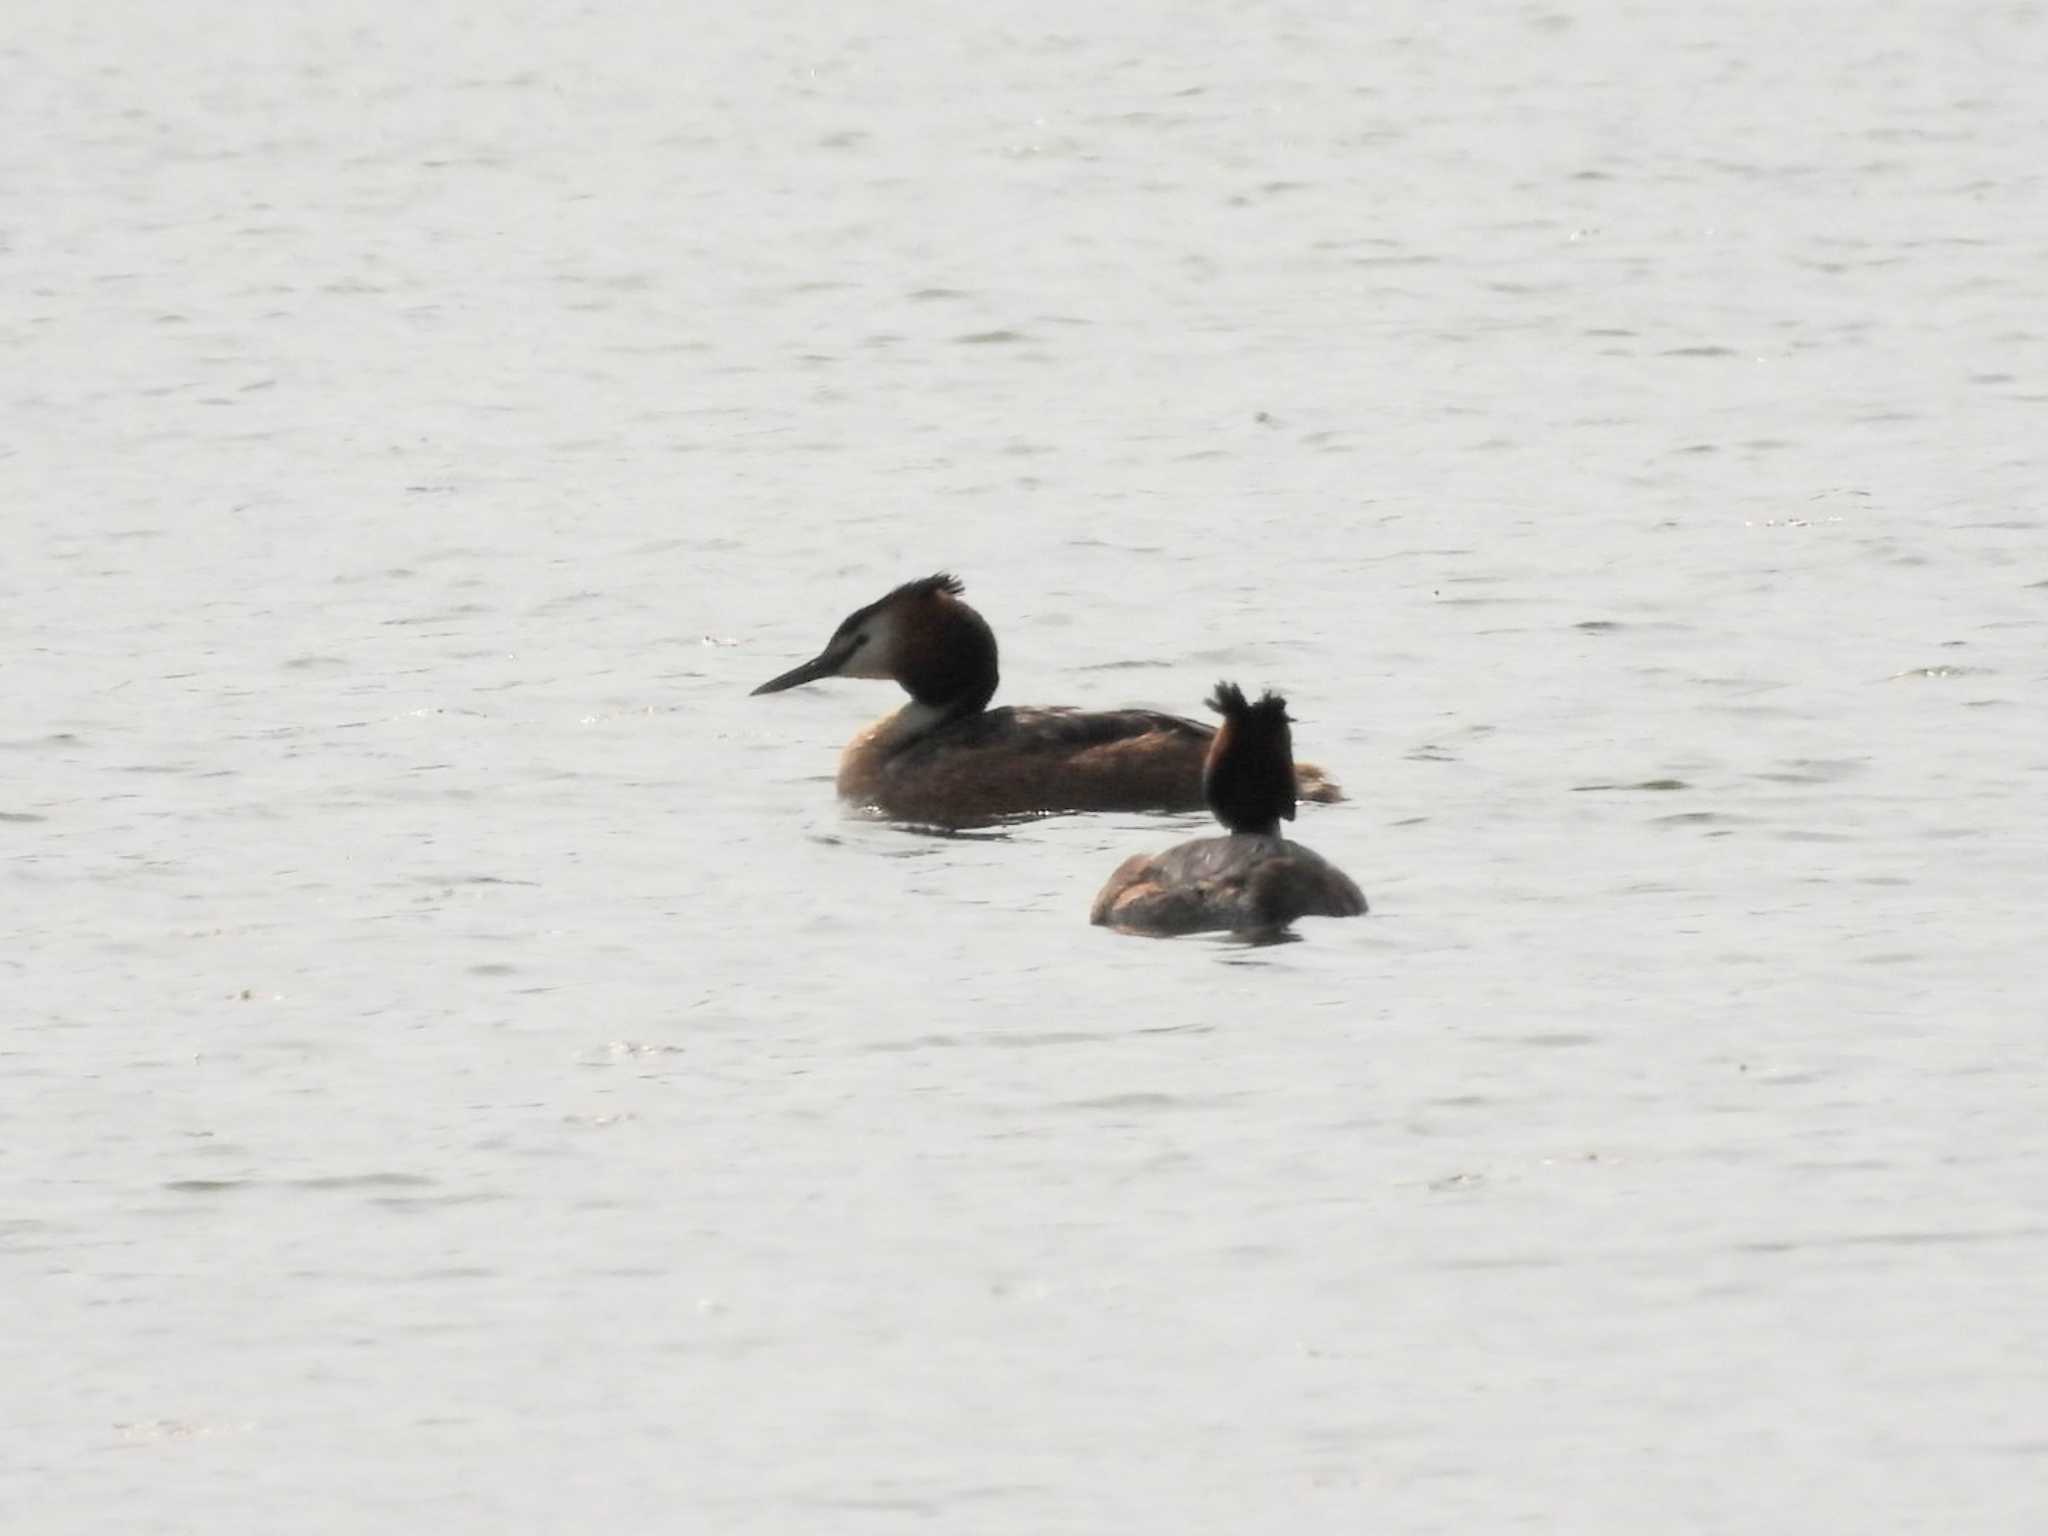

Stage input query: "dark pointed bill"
[{"left": 750, "top": 643, "right": 849, "bottom": 695}]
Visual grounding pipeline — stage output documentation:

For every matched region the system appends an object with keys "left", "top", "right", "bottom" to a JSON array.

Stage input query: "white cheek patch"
[{"left": 835, "top": 610, "right": 900, "bottom": 679}]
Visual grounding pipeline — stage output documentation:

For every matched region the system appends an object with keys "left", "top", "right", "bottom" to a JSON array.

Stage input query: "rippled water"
[{"left": 8, "top": 2, "right": 2047, "bottom": 1530}]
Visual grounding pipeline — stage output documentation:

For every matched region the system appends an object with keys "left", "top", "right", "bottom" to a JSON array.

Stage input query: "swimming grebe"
[
  {"left": 750, "top": 574, "right": 1344, "bottom": 825},
  {"left": 1091, "top": 682, "right": 1367, "bottom": 937}
]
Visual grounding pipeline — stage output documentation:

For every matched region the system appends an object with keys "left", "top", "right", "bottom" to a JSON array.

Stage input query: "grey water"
[{"left": 6, "top": 2, "right": 2047, "bottom": 1531}]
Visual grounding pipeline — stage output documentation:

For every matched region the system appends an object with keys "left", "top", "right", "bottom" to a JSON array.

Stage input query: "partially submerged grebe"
[
  {"left": 1092, "top": 682, "right": 1367, "bottom": 937},
  {"left": 750, "top": 574, "right": 1344, "bottom": 825}
]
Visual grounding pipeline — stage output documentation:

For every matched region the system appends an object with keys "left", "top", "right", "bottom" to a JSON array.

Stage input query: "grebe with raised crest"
[{"left": 1091, "top": 681, "right": 1367, "bottom": 937}]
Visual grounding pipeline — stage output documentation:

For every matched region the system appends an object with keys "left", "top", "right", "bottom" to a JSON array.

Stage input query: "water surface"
[{"left": 7, "top": 2, "right": 2047, "bottom": 1531}]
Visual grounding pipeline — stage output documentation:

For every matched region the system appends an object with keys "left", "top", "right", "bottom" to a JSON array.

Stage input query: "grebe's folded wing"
[
  {"left": 929, "top": 705, "right": 1212, "bottom": 753},
  {"left": 1090, "top": 840, "right": 1233, "bottom": 935}
]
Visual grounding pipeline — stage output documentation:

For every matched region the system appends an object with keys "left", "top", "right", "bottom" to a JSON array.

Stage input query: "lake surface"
[{"left": 8, "top": 2, "right": 2047, "bottom": 1530}]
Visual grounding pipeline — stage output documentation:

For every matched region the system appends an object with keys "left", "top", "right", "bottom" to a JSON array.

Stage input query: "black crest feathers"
[
  {"left": 1202, "top": 681, "right": 1297, "bottom": 834},
  {"left": 893, "top": 572, "right": 965, "bottom": 602}
]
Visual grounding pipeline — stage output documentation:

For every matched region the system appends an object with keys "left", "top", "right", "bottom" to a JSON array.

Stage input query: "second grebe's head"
[
  {"left": 1203, "top": 681, "right": 1298, "bottom": 836},
  {"left": 750, "top": 572, "right": 1000, "bottom": 716}
]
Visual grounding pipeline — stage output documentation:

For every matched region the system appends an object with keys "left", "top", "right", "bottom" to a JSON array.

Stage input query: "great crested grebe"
[
  {"left": 1091, "top": 682, "right": 1367, "bottom": 937},
  {"left": 750, "top": 574, "right": 1344, "bottom": 826}
]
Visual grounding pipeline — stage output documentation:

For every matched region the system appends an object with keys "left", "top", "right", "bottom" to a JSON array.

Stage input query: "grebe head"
[
  {"left": 1202, "top": 682, "right": 1298, "bottom": 836},
  {"left": 751, "top": 573, "right": 1000, "bottom": 718}
]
